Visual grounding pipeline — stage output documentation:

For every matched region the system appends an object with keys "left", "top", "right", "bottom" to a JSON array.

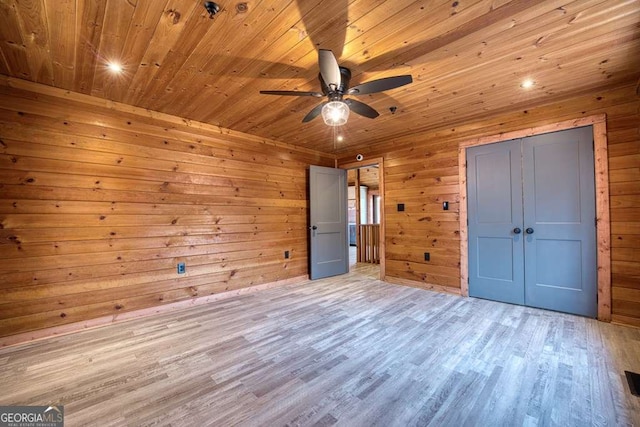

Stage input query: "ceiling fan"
[{"left": 260, "top": 49, "right": 413, "bottom": 126}]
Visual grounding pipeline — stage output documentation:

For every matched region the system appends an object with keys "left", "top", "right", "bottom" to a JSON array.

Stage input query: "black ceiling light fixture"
[{"left": 204, "top": 1, "right": 221, "bottom": 19}]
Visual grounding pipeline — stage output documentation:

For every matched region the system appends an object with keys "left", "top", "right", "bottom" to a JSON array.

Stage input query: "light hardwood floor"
[{"left": 1, "top": 264, "right": 639, "bottom": 426}]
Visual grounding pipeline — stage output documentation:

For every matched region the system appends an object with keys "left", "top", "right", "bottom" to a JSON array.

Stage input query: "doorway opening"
[{"left": 339, "top": 157, "right": 385, "bottom": 279}]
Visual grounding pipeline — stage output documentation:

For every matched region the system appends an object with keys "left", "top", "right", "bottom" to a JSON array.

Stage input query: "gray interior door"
[
  {"left": 523, "top": 127, "right": 597, "bottom": 317},
  {"left": 467, "top": 139, "right": 525, "bottom": 305},
  {"left": 467, "top": 126, "right": 597, "bottom": 317},
  {"left": 309, "top": 165, "right": 348, "bottom": 280}
]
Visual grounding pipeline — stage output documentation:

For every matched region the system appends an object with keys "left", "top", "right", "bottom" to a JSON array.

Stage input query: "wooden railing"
[{"left": 358, "top": 224, "right": 380, "bottom": 264}]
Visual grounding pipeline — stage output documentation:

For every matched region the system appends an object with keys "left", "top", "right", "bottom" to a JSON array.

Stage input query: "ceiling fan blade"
[
  {"left": 318, "top": 49, "right": 341, "bottom": 89},
  {"left": 302, "top": 102, "right": 327, "bottom": 123},
  {"left": 347, "top": 75, "right": 413, "bottom": 95},
  {"left": 345, "top": 99, "right": 379, "bottom": 119},
  {"left": 260, "top": 90, "right": 323, "bottom": 97}
]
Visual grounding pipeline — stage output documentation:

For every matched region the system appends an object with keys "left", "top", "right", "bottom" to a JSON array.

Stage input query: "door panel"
[
  {"left": 535, "top": 239, "right": 583, "bottom": 290},
  {"left": 523, "top": 127, "right": 597, "bottom": 317},
  {"left": 467, "top": 140, "right": 524, "bottom": 305},
  {"left": 477, "top": 237, "right": 514, "bottom": 281},
  {"left": 309, "top": 165, "right": 348, "bottom": 280},
  {"left": 475, "top": 149, "right": 517, "bottom": 224}
]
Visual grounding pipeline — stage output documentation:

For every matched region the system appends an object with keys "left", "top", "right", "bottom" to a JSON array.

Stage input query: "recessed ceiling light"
[
  {"left": 108, "top": 62, "right": 123, "bottom": 73},
  {"left": 336, "top": 135, "right": 344, "bottom": 142},
  {"left": 521, "top": 79, "right": 535, "bottom": 89}
]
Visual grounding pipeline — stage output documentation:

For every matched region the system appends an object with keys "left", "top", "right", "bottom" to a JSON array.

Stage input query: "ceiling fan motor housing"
[{"left": 320, "top": 67, "right": 352, "bottom": 99}]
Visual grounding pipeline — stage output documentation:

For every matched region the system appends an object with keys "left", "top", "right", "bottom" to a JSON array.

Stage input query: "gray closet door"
[
  {"left": 523, "top": 127, "right": 597, "bottom": 317},
  {"left": 467, "top": 126, "right": 597, "bottom": 317},
  {"left": 467, "top": 139, "right": 524, "bottom": 305}
]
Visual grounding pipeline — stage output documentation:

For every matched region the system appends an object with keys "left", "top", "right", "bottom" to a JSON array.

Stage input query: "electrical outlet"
[
  {"left": 443, "top": 201, "right": 449, "bottom": 210},
  {"left": 284, "top": 250, "right": 290, "bottom": 259},
  {"left": 397, "top": 203, "right": 405, "bottom": 212},
  {"left": 424, "top": 252, "right": 430, "bottom": 262},
  {"left": 177, "top": 262, "right": 186, "bottom": 274}
]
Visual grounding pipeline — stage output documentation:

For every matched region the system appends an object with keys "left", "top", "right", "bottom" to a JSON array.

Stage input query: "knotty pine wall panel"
[
  {"left": 339, "top": 84, "right": 640, "bottom": 326},
  {"left": 0, "top": 79, "right": 333, "bottom": 341}
]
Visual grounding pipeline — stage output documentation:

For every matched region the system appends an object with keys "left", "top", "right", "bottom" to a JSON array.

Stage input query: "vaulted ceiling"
[{"left": 1, "top": 0, "right": 639, "bottom": 154}]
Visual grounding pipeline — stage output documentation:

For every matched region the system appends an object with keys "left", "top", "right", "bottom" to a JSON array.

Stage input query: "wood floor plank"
[{"left": 1, "top": 263, "right": 639, "bottom": 426}]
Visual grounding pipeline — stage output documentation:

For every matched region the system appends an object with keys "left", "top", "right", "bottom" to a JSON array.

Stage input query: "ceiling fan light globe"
[{"left": 321, "top": 101, "right": 349, "bottom": 126}]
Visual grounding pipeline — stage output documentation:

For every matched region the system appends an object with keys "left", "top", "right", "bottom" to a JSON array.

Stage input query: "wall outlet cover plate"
[{"left": 177, "top": 262, "right": 186, "bottom": 274}]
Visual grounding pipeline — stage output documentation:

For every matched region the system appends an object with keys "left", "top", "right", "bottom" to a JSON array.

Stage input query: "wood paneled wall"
[
  {"left": 0, "top": 76, "right": 637, "bottom": 343},
  {"left": 338, "top": 84, "right": 640, "bottom": 326},
  {"left": 0, "top": 77, "right": 333, "bottom": 343}
]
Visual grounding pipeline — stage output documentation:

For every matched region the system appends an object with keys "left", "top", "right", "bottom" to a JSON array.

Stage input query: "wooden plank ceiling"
[{"left": 1, "top": 0, "right": 638, "bottom": 154}]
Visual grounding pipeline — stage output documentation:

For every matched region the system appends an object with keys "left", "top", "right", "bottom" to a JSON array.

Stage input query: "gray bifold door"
[
  {"left": 467, "top": 126, "right": 597, "bottom": 317},
  {"left": 309, "top": 165, "right": 348, "bottom": 280}
]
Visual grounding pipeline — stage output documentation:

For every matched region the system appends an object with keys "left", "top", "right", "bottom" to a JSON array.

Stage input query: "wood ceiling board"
[
  {"left": 90, "top": 0, "right": 137, "bottom": 100},
  {"left": 13, "top": 0, "right": 54, "bottom": 85},
  {"left": 0, "top": 1, "right": 32, "bottom": 79},
  {"left": 1, "top": 0, "right": 638, "bottom": 153},
  {"left": 43, "top": 0, "right": 77, "bottom": 89},
  {"left": 72, "top": 0, "right": 108, "bottom": 93}
]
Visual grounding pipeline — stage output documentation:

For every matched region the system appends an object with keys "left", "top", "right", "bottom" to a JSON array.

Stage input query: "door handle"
[
  {"left": 513, "top": 227, "right": 521, "bottom": 234},
  {"left": 310, "top": 225, "right": 318, "bottom": 230},
  {"left": 526, "top": 227, "right": 534, "bottom": 234}
]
